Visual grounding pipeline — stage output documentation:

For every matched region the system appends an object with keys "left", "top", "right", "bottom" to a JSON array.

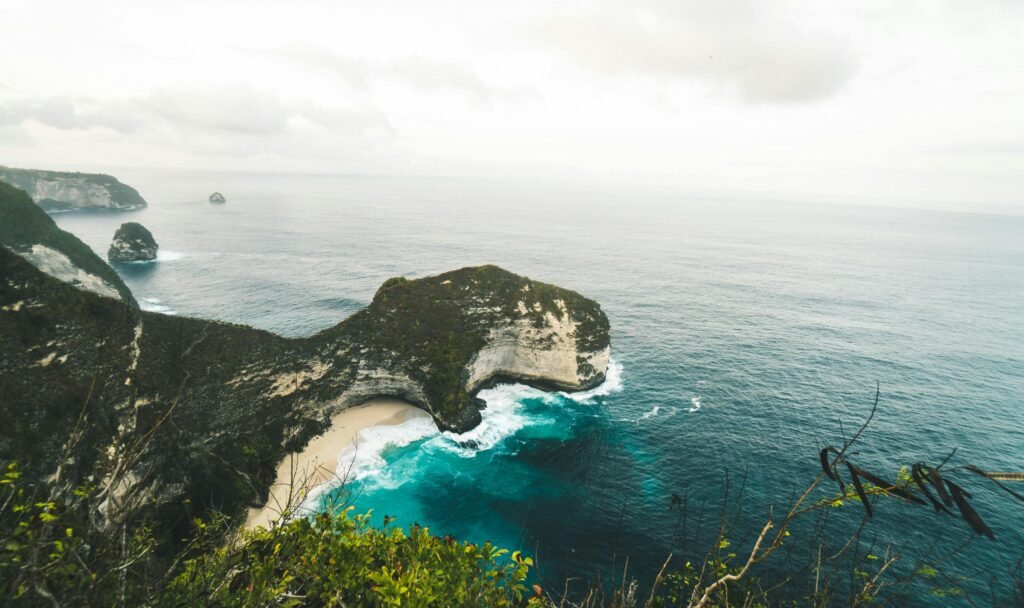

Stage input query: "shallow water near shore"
[{"left": 54, "top": 170, "right": 1024, "bottom": 604}]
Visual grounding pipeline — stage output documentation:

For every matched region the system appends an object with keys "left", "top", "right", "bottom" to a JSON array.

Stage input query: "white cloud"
[
  {"left": 0, "top": 85, "right": 396, "bottom": 164},
  {"left": 270, "top": 45, "right": 529, "bottom": 104},
  {"left": 0, "top": 0, "right": 1021, "bottom": 209},
  {"left": 531, "top": 0, "right": 857, "bottom": 103}
]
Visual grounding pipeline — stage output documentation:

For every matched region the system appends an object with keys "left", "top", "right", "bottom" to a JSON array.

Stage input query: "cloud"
[
  {"left": 141, "top": 85, "right": 292, "bottom": 135},
  {"left": 0, "top": 125, "right": 32, "bottom": 146},
  {"left": 272, "top": 45, "right": 526, "bottom": 103},
  {"left": 0, "top": 84, "right": 396, "bottom": 162},
  {"left": 0, "top": 96, "right": 146, "bottom": 133},
  {"left": 530, "top": 0, "right": 857, "bottom": 103}
]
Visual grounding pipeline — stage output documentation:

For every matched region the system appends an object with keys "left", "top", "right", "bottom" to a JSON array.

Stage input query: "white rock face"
[
  {"left": 333, "top": 367, "right": 433, "bottom": 414},
  {"left": 0, "top": 166, "right": 147, "bottom": 211},
  {"left": 30, "top": 179, "right": 116, "bottom": 208},
  {"left": 466, "top": 298, "right": 609, "bottom": 391},
  {"left": 16, "top": 244, "right": 122, "bottom": 300}
]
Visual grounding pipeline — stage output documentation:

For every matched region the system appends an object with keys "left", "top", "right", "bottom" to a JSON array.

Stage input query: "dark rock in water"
[
  {"left": 209, "top": 192, "right": 226, "bottom": 203},
  {"left": 0, "top": 165, "right": 147, "bottom": 211},
  {"left": 0, "top": 180, "right": 611, "bottom": 538},
  {"left": 108, "top": 222, "right": 158, "bottom": 262}
]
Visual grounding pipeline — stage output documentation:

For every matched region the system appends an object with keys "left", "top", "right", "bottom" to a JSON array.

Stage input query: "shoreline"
[{"left": 244, "top": 398, "right": 429, "bottom": 530}]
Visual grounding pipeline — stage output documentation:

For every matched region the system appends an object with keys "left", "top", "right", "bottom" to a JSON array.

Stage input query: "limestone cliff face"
[
  {"left": 465, "top": 298, "right": 610, "bottom": 393},
  {"left": 0, "top": 183, "right": 611, "bottom": 530},
  {"left": 0, "top": 166, "right": 147, "bottom": 211},
  {"left": 314, "top": 267, "right": 611, "bottom": 431}
]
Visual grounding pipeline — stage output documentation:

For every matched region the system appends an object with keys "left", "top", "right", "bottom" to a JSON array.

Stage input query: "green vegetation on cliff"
[
  {"left": 328, "top": 264, "right": 610, "bottom": 430},
  {"left": 0, "top": 462, "right": 539, "bottom": 607},
  {"left": 0, "top": 182, "right": 611, "bottom": 568}
]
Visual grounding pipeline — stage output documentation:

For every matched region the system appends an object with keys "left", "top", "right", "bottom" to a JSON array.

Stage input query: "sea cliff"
[
  {"left": 0, "top": 165, "right": 147, "bottom": 211},
  {"left": 0, "top": 182, "right": 610, "bottom": 528}
]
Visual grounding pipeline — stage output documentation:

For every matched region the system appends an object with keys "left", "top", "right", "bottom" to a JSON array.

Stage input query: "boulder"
[{"left": 108, "top": 222, "right": 158, "bottom": 262}]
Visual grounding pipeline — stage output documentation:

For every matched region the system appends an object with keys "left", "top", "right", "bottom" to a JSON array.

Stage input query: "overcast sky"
[{"left": 1, "top": 0, "right": 1022, "bottom": 211}]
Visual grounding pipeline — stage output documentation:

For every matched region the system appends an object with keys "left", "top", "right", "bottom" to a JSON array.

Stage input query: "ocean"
[{"left": 53, "top": 169, "right": 1024, "bottom": 604}]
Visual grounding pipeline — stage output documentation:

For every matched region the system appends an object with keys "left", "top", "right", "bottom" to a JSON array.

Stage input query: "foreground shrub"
[{"left": 164, "top": 509, "right": 539, "bottom": 607}]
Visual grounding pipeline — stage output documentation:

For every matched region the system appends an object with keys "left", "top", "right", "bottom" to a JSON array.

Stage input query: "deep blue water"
[{"left": 55, "top": 170, "right": 1024, "bottom": 604}]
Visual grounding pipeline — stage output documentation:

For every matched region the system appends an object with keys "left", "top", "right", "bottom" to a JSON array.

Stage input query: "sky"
[{"left": 1, "top": 0, "right": 1022, "bottom": 212}]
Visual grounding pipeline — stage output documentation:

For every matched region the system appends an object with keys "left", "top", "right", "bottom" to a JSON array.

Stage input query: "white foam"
[
  {"left": 335, "top": 410, "right": 439, "bottom": 487},
  {"left": 688, "top": 397, "right": 702, "bottom": 413},
  {"left": 562, "top": 358, "right": 624, "bottom": 403},
  {"left": 433, "top": 382, "right": 549, "bottom": 457},
  {"left": 157, "top": 250, "right": 185, "bottom": 261},
  {"left": 321, "top": 359, "right": 626, "bottom": 497},
  {"left": 639, "top": 405, "right": 660, "bottom": 421},
  {"left": 139, "top": 297, "right": 177, "bottom": 315}
]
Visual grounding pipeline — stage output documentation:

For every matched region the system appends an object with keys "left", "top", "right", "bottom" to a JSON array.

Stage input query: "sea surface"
[{"left": 54, "top": 170, "right": 1024, "bottom": 604}]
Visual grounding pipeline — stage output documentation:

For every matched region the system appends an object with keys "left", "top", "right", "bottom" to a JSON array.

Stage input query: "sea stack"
[
  {"left": 209, "top": 192, "right": 226, "bottom": 204},
  {"left": 108, "top": 222, "right": 158, "bottom": 262}
]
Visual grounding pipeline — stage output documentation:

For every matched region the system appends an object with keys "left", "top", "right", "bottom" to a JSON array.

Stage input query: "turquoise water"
[{"left": 54, "top": 170, "right": 1024, "bottom": 604}]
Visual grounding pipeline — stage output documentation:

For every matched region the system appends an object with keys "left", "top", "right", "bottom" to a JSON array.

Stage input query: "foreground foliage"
[
  {"left": 2, "top": 388, "right": 1022, "bottom": 606},
  {"left": 1, "top": 461, "right": 540, "bottom": 606},
  {"left": 167, "top": 510, "right": 539, "bottom": 607}
]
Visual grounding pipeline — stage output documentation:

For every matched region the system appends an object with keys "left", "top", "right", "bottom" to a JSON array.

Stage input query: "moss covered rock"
[{"left": 108, "top": 222, "right": 159, "bottom": 262}]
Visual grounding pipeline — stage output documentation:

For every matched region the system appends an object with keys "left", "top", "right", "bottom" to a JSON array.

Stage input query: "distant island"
[{"left": 0, "top": 165, "right": 147, "bottom": 212}]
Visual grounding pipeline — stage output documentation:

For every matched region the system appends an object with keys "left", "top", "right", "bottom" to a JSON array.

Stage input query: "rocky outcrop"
[
  {"left": 0, "top": 166, "right": 147, "bottom": 211},
  {"left": 209, "top": 192, "right": 226, "bottom": 204},
  {"left": 0, "top": 181, "right": 611, "bottom": 533},
  {"left": 108, "top": 222, "right": 158, "bottom": 262}
]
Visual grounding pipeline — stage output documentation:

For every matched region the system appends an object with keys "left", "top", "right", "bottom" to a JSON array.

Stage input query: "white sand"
[{"left": 244, "top": 398, "right": 427, "bottom": 530}]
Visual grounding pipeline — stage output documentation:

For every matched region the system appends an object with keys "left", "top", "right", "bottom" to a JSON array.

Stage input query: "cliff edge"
[
  {"left": 0, "top": 165, "right": 148, "bottom": 211},
  {"left": 0, "top": 182, "right": 610, "bottom": 529}
]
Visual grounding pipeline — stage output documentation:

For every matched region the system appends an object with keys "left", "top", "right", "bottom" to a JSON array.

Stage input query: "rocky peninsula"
[
  {"left": 0, "top": 165, "right": 147, "bottom": 212},
  {"left": 0, "top": 181, "right": 610, "bottom": 531}
]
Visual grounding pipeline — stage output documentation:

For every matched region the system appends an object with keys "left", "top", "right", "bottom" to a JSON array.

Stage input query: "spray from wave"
[
  {"left": 435, "top": 383, "right": 552, "bottom": 457},
  {"left": 689, "top": 397, "right": 702, "bottom": 413},
  {"left": 157, "top": 250, "right": 186, "bottom": 262},
  {"left": 325, "top": 357, "right": 626, "bottom": 497},
  {"left": 139, "top": 297, "right": 177, "bottom": 315},
  {"left": 334, "top": 410, "right": 439, "bottom": 490},
  {"left": 562, "top": 359, "right": 624, "bottom": 403}
]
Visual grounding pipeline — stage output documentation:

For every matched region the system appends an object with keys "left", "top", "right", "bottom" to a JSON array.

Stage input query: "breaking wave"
[
  {"left": 640, "top": 405, "right": 660, "bottom": 421},
  {"left": 334, "top": 410, "right": 440, "bottom": 490},
  {"left": 139, "top": 297, "right": 177, "bottom": 315},
  {"left": 157, "top": 250, "right": 186, "bottom": 261}
]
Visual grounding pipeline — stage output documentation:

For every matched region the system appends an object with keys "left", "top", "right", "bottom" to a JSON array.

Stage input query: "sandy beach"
[{"left": 244, "top": 398, "right": 430, "bottom": 530}]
